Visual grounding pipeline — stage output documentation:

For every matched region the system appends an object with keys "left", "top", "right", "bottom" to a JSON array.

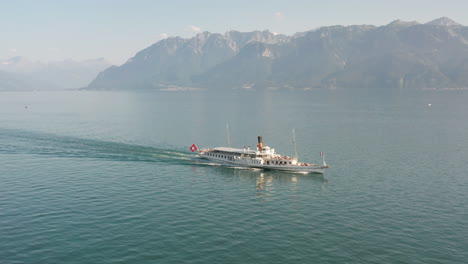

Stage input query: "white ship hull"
[
  {"left": 201, "top": 157, "right": 328, "bottom": 174},
  {"left": 200, "top": 155, "right": 326, "bottom": 174}
]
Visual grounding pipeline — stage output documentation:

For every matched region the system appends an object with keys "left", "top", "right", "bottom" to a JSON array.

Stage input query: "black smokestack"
[{"left": 257, "top": 136, "right": 263, "bottom": 151}]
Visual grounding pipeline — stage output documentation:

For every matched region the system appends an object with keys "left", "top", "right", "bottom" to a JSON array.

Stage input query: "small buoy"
[{"left": 428, "top": 103, "right": 432, "bottom": 107}]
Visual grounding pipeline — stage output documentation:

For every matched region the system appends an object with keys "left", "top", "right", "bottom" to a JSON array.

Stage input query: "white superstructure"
[{"left": 196, "top": 136, "right": 328, "bottom": 174}]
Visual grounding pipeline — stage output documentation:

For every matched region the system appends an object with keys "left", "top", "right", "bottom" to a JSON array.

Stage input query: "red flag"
[
  {"left": 190, "top": 144, "right": 198, "bottom": 152},
  {"left": 320, "top": 152, "right": 323, "bottom": 156}
]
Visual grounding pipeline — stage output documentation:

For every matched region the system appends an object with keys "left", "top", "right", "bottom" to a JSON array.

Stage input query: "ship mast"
[
  {"left": 226, "top": 124, "right": 231, "bottom": 148},
  {"left": 292, "top": 128, "right": 298, "bottom": 160}
]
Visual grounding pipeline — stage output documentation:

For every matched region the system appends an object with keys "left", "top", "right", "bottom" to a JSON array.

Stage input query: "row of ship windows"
[
  {"left": 206, "top": 153, "right": 290, "bottom": 165},
  {"left": 207, "top": 153, "right": 261, "bottom": 164},
  {"left": 207, "top": 153, "right": 231, "bottom": 159},
  {"left": 268, "top": 161, "right": 292, "bottom": 165}
]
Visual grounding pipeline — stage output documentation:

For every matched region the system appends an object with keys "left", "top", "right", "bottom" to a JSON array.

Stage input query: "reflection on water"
[
  {"left": 255, "top": 173, "right": 272, "bottom": 201},
  {"left": 253, "top": 171, "right": 328, "bottom": 202},
  {"left": 193, "top": 163, "right": 328, "bottom": 202}
]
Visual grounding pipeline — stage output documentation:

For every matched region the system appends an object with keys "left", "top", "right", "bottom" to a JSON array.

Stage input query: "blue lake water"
[{"left": 0, "top": 90, "right": 466, "bottom": 263}]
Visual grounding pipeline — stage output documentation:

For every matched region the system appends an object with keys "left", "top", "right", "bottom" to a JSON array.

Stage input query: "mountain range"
[
  {"left": 0, "top": 57, "right": 111, "bottom": 91},
  {"left": 87, "top": 17, "right": 468, "bottom": 91}
]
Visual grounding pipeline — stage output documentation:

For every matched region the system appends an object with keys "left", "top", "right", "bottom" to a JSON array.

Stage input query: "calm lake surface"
[{"left": 0, "top": 90, "right": 466, "bottom": 263}]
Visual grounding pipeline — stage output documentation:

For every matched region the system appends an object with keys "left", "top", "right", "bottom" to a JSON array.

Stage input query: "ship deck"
[{"left": 209, "top": 147, "right": 258, "bottom": 155}]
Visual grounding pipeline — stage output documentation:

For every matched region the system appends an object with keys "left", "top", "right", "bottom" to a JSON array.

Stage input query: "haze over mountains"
[
  {"left": 88, "top": 17, "right": 468, "bottom": 91},
  {"left": 0, "top": 57, "right": 111, "bottom": 91}
]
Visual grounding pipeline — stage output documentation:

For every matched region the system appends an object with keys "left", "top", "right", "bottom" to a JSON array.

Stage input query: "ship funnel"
[{"left": 257, "top": 136, "right": 263, "bottom": 151}]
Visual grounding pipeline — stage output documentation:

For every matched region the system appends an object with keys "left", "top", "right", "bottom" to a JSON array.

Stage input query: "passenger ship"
[{"left": 191, "top": 136, "right": 328, "bottom": 174}]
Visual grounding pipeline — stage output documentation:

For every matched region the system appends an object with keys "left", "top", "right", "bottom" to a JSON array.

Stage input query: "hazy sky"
[{"left": 2, "top": 0, "right": 467, "bottom": 64}]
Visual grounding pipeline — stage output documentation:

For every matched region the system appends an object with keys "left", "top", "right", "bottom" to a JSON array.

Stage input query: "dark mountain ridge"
[{"left": 88, "top": 17, "right": 468, "bottom": 91}]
